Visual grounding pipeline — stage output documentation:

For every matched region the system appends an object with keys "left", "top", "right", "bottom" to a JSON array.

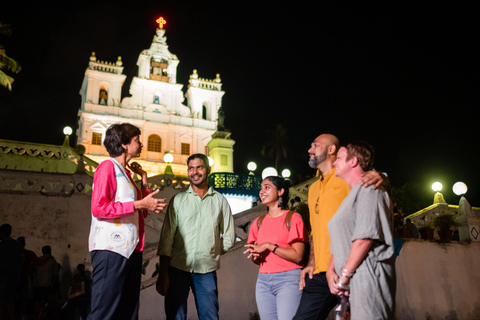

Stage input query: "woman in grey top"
[{"left": 326, "top": 141, "right": 395, "bottom": 320}]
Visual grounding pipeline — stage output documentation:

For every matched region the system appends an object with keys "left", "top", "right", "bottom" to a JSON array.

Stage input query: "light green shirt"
[{"left": 157, "top": 185, "right": 235, "bottom": 273}]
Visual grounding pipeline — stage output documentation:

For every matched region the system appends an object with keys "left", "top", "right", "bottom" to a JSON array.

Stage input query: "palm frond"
[
  {"left": 0, "top": 70, "right": 14, "bottom": 91},
  {"left": 0, "top": 55, "right": 21, "bottom": 74}
]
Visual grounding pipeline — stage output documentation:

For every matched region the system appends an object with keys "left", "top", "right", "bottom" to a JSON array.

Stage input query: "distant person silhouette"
[
  {"left": 67, "top": 264, "right": 91, "bottom": 320},
  {"left": 16, "top": 236, "right": 38, "bottom": 320},
  {"left": 0, "top": 224, "right": 22, "bottom": 320},
  {"left": 33, "top": 245, "right": 58, "bottom": 320}
]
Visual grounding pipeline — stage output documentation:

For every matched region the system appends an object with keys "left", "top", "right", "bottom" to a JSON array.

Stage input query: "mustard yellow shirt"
[{"left": 308, "top": 168, "right": 350, "bottom": 274}]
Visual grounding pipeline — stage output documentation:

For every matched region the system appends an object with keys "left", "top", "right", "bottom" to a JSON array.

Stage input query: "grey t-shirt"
[{"left": 328, "top": 184, "right": 396, "bottom": 320}]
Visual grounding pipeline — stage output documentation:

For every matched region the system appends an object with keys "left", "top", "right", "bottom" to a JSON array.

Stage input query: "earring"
[{"left": 278, "top": 197, "right": 283, "bottom": 208}]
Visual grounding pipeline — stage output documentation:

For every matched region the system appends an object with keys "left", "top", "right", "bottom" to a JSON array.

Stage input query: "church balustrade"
[
  {"left": 0, "top": 139, "right": 97, "bottom": 176},
  {"left": 88, "top": 61, "right": 123, "bottom": 74},
  {"left": 0, "top": 169, "right": 92, "bottom": 196}
]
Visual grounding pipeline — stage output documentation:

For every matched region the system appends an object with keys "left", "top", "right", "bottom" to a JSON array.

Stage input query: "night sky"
[{"left": 1, "top": 2, "right": 478, "bottom": 211}]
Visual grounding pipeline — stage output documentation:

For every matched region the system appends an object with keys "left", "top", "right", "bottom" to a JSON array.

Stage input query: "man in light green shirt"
[{"left": 156, "top": 153, "right": 235, "bottom": 320}]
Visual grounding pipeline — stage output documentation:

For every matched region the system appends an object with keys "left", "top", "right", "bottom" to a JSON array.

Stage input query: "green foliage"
[
  {"left": 0, "top": 23, "right": 21, "bottom": 91},
  {"left": 391, "top": 183, "right": 422, "bottom": 215},
  {"left": 418, "top": 223, "right": 433, "bottom": 230},
  {"left": 264, "top": 124, "right": 289, "bottom": 170},
  {"left": 432, "top": 211, "right": 459, "bottom": 229}
]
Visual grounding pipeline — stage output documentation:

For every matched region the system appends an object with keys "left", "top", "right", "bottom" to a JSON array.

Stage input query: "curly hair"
[{"left": 104, "top": 123, "right": 141, "bottom": 157}]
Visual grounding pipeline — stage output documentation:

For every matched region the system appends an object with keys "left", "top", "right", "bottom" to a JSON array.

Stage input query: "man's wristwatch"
[{"left": 272, "top": 244, "right": 279, "bottom": 253}]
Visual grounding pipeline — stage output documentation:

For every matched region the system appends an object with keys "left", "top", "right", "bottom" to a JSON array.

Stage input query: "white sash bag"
[{"left": 88, "top": 158, "right": 140, "bottom": 258}]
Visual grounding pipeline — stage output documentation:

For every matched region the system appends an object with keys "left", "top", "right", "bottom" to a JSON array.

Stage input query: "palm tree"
[
  {"left": 0, "top": 22, "right": 21, "bottom": 91},
  {"left": 264, "top": 124, "right": 290, "bottom": 171}
]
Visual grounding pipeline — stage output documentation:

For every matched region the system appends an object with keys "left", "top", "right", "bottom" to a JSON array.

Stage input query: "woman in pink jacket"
[{"left": 87, "top": 123, "right": 166, "bottom": 320}]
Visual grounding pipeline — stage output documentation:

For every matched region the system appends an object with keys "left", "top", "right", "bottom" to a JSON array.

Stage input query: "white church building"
[{"left": 77, "top": 21, "right": 233, "bottom": 177}]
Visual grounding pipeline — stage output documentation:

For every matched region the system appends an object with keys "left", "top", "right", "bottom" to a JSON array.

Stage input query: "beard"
[
  {"left": 308, "top": 150, "right": 327, "bottom": 169},
  {"left": 189, "top": 173, "right": 207, "bottom": 187}
]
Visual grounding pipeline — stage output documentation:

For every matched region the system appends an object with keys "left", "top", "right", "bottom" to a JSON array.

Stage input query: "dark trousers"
[
  {"left": 87, "top": 250, "right": 142, "bottom": 320},
  {"left": 165, "top": 266, "right": 219, "bottom": 320},
  {"left": 293, "top": 272, "right": 338, "bottom": 320}
]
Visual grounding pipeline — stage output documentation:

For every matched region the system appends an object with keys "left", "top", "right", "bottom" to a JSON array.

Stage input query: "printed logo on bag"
[{"left": 110, "top": 232, "right": 126, "bottom": 243}]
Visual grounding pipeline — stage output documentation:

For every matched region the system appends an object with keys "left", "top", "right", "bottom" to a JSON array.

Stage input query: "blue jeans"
[
  {"left": 256, "top": 269, "right": 302, "bottom": 320},
  {"left": 165, "top": 267, "right": 219, "bottom": 320}
]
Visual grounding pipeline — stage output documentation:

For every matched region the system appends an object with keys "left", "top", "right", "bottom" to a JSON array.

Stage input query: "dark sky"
[{"left": 1, "top": 2, "right": 479, "bottom": 211}]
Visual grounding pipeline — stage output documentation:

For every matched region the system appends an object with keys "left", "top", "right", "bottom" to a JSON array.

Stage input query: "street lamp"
[
  {"left": 432, "top": 182, "right": 442, "bottom": 192},
  {"left": 262, "top": 167, "right": 277, "bottom": 179},
  {"left": 281, "top": 169, "right": 291, "bottom": 178},
  {"left": 63, "top": 126, "right": 73, "bottom": 135},
  {"left": 163, "top": 152, "right": 173, "bottom": 163},
  {"left": 247, "top": 161, "right": 257, "bottom": 175},
  {"left": 453, "top": 182, "right": 467, "bottom": 196},
  {"left": 163, "top": 153, "right": 174, "bottom": 175},
  {"left": 432, "top": 181, "right": 446, "bottom": 204},
  {"left": 63, "top": 126, "right": 73, "bottom": 147}
]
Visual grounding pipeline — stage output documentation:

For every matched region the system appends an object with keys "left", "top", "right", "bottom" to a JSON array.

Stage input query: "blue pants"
[
  {"left": 292, "top": 272, "right": 338, "bottom": 320},
  {"left": 87, "top": 250, "right": 142, "bottom": 320},
  {"left": 165, "top": 267, "right": 219, "bottom": 320},
  {"left": 255, "top": 269, "right": 302, "bottom": 320}
]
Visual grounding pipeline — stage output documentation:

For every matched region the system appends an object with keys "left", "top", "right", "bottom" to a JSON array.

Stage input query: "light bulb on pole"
[
  {"left": 453, "top": 182, "right": 467, "bottom": 196},
  {"left": 262, "top": 167, "right": 278, "bottom": 179},
  {"left": 282, "top": 169, "right": 291, "bottom": 178},
  {"left": 247, "top": 162, "right": 257, "bottom": 175},
  {"left": 432, "top": 182, "right": 442, "bottom": 192},
  {"left": 63, "top": 126, "right": 73, "bottom": 147},
  {"left": 163, "top": 153, "right": 174, "bottom": 175}
]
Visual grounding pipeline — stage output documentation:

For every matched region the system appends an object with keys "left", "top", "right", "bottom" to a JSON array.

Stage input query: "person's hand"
[
  {"left": 299, "top": 265, "right": 314, "bottom": 290},
  {"left": 128, "top": 161, "right": 147, "bottom": 177},
  {"left": 359, "top": 171, "right": 384, "bottom": 190},
  {"left": 326, "top": 268, "right": 345, "bottom": 296},
  {"left": 243, "top": 242, "right": 271, "bottom": 258},
  {"left": 156, "top": 272, "right": 169, "bottom": 296},
  {"left": 140, "top": 189, "right": 167, "bottom": 213}
]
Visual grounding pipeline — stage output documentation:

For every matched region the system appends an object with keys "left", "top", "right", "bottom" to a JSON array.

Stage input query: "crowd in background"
[{"left": 0, "top": 223, "right": 91, "bottom": 320}]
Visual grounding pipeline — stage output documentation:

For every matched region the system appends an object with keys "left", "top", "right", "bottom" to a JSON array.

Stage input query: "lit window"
[
  {"left": 147, "top": 135, "right": 162, "bottom": 152},
  {"left": 99, "top": 89, "right": 108, "bottom": 105},
  {"left": 92, "top": 132, "right": 102, "bottom": 145},
  {"left": 181, "top": 143, "right": 190, "bottom": 155}
]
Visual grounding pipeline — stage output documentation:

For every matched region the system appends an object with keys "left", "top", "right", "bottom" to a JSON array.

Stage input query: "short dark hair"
[
  {"left": 104, "top": 123, "right": 141, "bottom": 157},
  {"left": 77, "top": 264, "right": 85, "bottom": 273},
  {"left": 17, "top": 236, "right": 26, "bottom": 247},
  {"left": 42, "top": 245, "right": 52, "bottom": 255},
  {"left": 346, "top": 140, "right": 375, "bottom": 172},
  {"left": 264, "top": 176, "right": 293, "bottom": 210},
  {"left": 0, "top": 224, "right": 12, "bottom": 237},
  {"left": 187, "top": 153, "right": 209, "bottom": 167}
]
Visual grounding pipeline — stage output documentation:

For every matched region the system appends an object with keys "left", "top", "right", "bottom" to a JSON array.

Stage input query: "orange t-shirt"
[
  {"left": 308, "top": 168, "right": 350, "bottom": 274},
  {"left": 248, "top": 211, "right": 308, "bottom": 273}
]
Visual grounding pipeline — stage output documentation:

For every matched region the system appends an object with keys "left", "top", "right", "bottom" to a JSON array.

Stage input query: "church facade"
[{"left": 77, "top": 22, "right": 233, "bottom": 177}]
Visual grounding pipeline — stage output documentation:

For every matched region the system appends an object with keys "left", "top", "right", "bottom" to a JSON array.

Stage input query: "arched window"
[
  {"left": 202, "top": 105, "right": 207, "bottom": 120},
  {"left": 99, "top": 88, "right": 108, "bottom": 105},
  {"left": 147, "top": 134, "right": 162, "bottom": 152}
]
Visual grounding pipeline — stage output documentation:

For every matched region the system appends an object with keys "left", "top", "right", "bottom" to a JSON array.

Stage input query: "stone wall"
[
  {"left": 395, "top": 240, "right": 480, "bottom": 319},
  {"left": 2, "top": 169, "right": 480, "bottom": 319}
]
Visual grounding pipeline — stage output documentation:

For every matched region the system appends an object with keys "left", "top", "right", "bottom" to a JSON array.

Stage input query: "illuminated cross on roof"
[{"left": 156, "top": 17, "right": 167, "bottom": 29}]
